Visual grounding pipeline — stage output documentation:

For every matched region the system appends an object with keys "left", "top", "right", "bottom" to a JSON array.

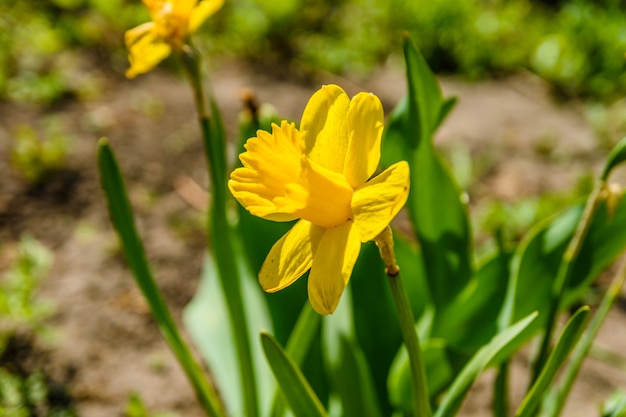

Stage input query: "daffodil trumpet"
[{"left": 229, "top": 84, "right": 410, "bottom": 315}]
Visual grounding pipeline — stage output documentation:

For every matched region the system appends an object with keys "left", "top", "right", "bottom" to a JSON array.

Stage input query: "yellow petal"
[
  {"left": 307, "top": 221, "right": 361, "bottom": 314},
  {"left": 189, "top": 0, "right": 224, "bottom": 32},
  {"left": 172, "top": 0, "right": 196, "bottom": 16},
  {"left": 142, "top": 0, "right": 166, "bottom": 19},
  {"left": 259, "top": 220, "right": 325, "bottom": 292},
  {"left": 343, "top": 92, "right": 384, "bottom": 188},
  {"left": 125, "top": 30, "right": 171, "bottom": 78},
  {"left": 352, "top": 161, "right": 410, "bottom": 242},
  {"left": 228, "top": 121, "right": 304, "bottom": 221},
  {"left": 125, "top": 22, "right": 154, "bottom": 48},
  {"left": 300, "top": 84, "right": 350, "bottom": 174}
]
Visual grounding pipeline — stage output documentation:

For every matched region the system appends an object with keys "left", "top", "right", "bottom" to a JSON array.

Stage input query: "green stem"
[
  {"left": 179, "top": 47, "right": 259, "bottom": 417},
  {"left": 531, "top": 184, "right": 603, "bottom": 384},
  {"left": 493, "top": 362, "right": 509, "bottom": 417},
  {"left": 545, "top": 255, "right": 626, "bottom": 417},
  {"left": 375, "top": 227, "right": 431, "bottom": 417}
]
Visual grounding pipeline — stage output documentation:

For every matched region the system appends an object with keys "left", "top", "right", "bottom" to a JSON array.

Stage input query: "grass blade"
[
  {"left": 514, "top": 306, "right": 590, "bottom": 417},
  {"left": 261, "top": 332, "right": 327, "bottom": 417},
  {"left": 97, "top": 138, "right": 225, "bottom": 417}
]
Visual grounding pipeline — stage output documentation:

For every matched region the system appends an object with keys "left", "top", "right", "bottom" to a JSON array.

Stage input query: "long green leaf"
[
  {"left": 435, "top": 250, "right": 512, "bottom": 352},
  {"left": 323, "top": 288, "right": 383, "bottom": 417},
  {"left": 183, "top": 252, "right": 275, "bottom": 416},
  {"left": 434, "top": 312, "right": 538, "bottom": 417},
  {"left": 261, "top": 332, "right": 328, "bottom": 417},
  {"left": 601, "top": 136, "right": 626, "bottom": 181},
  {"left": 388, "top": 338, "right": 453, "bottom": 411},
  {"left": 270, "top": 303, "right": 321, "bottom": 417},
  {"left": 543, "top": 258, "right": 626, "bottom": 417},
  {"left": 381, "top": 36, "right": 471, "bottom": 310},
  {"left": 97, "top": 138, "right": 225, "bottom": 417},
  {"left": 514, "top": 306, "right": 590, "bottom": 417},
  {"left": 500, "top": 192, "right": 626, "bottom": 331}
]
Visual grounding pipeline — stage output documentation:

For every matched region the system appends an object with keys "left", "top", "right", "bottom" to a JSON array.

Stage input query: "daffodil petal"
[
  {"left": 259, "top": 220, "right": 324, "bottom": 292},
  {"left": 307, "top": 221, "right": 360, "bottom": 314},
  {"left": 189, "top": 0, "right": 224, "bottom": 32},
  {"left": 125, "top": 30, "right": 171, "bottom": 78},
  {"left": 344, "top": 92, "right": 384, "bottom": 188},
  {"left": 142, "top": 0, "right": 165, "bottom": 19},
  {"left": 125, "top": 22, "right": 154, "bottom": 47},
  {"left": 352, "top": 161, "right": 410, "bottom": 242},
  {"left": 173, "top": 0, "right": 197, "bottom": 16},
  {"left": 300, "top": 84, "right": 350, "bottom": 174}
]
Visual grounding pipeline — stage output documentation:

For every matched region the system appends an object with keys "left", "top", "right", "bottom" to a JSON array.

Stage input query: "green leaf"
[
  {"left": 388, "top": 338, "right": 453, "bottom": 411},
  {"left": 503, "top": 193, "right": 626, "bottom": 330},
  {"left": 542, "top": 261, "right": 626, "bottom": 417},
  {"left": 183, "top": 252, "right": 275, "bottom": 416},
  {"left": 514, "top": 306, "right": 590, "bottom": 417},
  {"left": 601, "top": 391, "right": 626, "bottom": 417},
  {"left": 98, "top": 139, "right": 225, "bottom": 417},
  {"left": 601, "top": 136, "right": 626, "bottom": 181},
  {"left": 322, "top": 290, "right": 383, "bottom": 417},
  {"left": 381, "top": 36, "right": 472, "bottom": 310},
  {"left": 270, "top": 303, "right": 322, "bottom": 417},
  {"left": 261, "top": 332, "right": 328, "bottom": 417},
  {"left": 434, "top": 312, "right": 538, "bottom": 417},
  {"left": 434, "top": 250, "right": 512, "bottom": 352}
]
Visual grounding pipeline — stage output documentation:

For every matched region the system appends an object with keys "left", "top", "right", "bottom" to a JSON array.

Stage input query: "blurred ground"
[{"left": 1, "top": 59, "right": 625, "bottom": 416}]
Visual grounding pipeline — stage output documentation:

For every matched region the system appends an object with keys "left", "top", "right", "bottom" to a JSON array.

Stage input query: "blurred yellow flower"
[
  {"left": 229, "top": 85, "right": 410, "bottom": 314},
  {"left": 125, "top": 0, "right": 223, "bottom": 78}
]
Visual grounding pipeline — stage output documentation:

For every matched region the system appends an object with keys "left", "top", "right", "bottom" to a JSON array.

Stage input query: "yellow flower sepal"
[
  {"left": 125, "top": 0, "right": 224, "bottom": 79},
  {"left": 229, "top": 85, "right": 410, "bottom": 314}
]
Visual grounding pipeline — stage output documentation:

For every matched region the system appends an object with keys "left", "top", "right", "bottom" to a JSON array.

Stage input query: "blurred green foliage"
[
  {"left": 0, "top": 0, "right": 146, "bottom": 104},
  {"left": 10, "top": 118, "right": 73, "bottom": 185},
  {"left": 0, "top": 237, "right": 72, "bottom": 417},
  {"left": 204, "top": 0, "right": 626, "bottom": 99},
  {"left": 2, "top": 0, "right": 626, "bottom": 104},
  {"left": 0, "top": 236, "right": 54, "bottom": 353}
]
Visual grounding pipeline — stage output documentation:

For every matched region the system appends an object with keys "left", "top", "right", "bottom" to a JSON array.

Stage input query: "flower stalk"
[
  {"left": 375, "top": 226, "right": 431, "bottom": 417},
  {"left": 180, "top": 47, "right": 259, "bottom": 417}
]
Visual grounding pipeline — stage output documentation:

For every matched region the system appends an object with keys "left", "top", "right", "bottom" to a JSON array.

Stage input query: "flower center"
[
  {"left": 154, "top": 3, "right": 188, "bottom": 47},
  {"left": 292, "top": 158, "right": 353, "bottom": 229}
]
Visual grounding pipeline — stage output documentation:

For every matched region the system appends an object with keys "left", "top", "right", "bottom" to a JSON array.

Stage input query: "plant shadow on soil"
[{"left": 1, "top": 60, "right": 626, "bottom": 416}]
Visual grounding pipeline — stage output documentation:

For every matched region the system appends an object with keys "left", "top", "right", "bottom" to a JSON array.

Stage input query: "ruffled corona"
[{"left": 229, "top": 84, "right": 410, "bottom": 314}]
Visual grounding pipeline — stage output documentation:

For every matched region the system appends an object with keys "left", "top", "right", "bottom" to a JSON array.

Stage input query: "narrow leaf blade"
[
  {"left": 514, "top": 306, "right": 590, "bottom": 417},
  {"left": 261, "top": 332, "right": 328, "bottom": 417}
]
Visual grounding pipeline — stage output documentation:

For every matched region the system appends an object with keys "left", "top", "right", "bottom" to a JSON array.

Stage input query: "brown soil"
[{"left": 1, "top": 60, "right": 625, "bottom": 416}]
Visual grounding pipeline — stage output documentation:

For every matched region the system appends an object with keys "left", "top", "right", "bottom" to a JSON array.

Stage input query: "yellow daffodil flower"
[
  {"left": 229, "top": 84, "right": 410, "bottom": 315},
  {"left": 125, "top": 0, "right": 223, "bottom": 78}
]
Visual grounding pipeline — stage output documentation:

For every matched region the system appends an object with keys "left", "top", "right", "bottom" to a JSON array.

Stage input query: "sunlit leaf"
[
  {"left": 322, "top": 290, "right": 382, "bottom": 417},
  {"left": 381, "top": 36, "right": 471, "bottom": 311},
  {"left": 514, "top": 306, "right": 589, "bottom": 417},
  {"left": 261, "top": 332, "right": 328, "bottom": 417},
  {"left": 502, "top": 193, "right": 626, "bottom": 331},
  {"left": 183, "top": 252, "right": 274, "bottom": 416},
  {"left": 434, "top": 312, "right": 538, "bottom": 417}
]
